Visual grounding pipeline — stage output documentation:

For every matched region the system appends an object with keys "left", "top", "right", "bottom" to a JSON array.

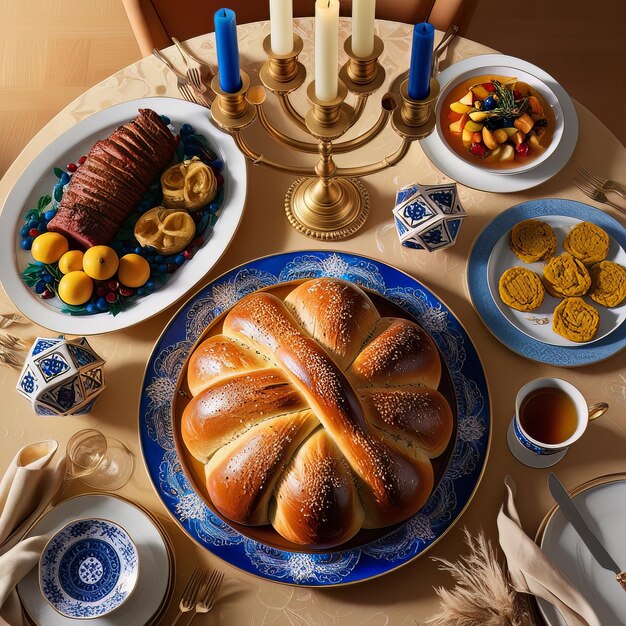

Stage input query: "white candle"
[
  {"left": 315, "top": 0, "right": 339, "bottom": 101},
  {"left": 352, "top": 0, "right": 376, "bottom": 57},
  {"left": 269, "top": 0, "right": 293, "bottom": 55}
]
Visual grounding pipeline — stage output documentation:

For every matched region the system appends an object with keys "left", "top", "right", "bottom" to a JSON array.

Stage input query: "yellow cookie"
[
  {"left": 589, "top": 261, "right": 626, "bottom": 307},
  {"left": 510, "top": 219, "right": 556, "bottom": 263},
  {"left": 543, "top": 253, "right": 591, "bottom": 298},
  {"left": 499, "top": 267, "right": 545, "bottom": 312},
  {"left": 552, "top": 297, "right": 599, "bottom": 342},
  {"left": 563, "top": 222, "right": 609, "bottom": 266}
]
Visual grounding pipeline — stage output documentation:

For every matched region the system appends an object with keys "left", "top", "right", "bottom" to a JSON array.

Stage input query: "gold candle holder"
[
  {"left": 210, "top": 34, "right": 441, "bottom": 240},
  {"left": 259, "top": 35, "right": 306, "bottom": 93},
  {"left": 211, "top": 70, "right": 256, "bottom": 131},
  {"left": 392, "top": 77, "right": 440, "bottom": 140},
  {"left": 339, "top": 35, "right": 385, "bottom": 95}
]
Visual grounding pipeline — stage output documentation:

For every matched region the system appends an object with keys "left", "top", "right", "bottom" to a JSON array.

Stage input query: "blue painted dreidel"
[
  {"left": 17, "top": 336, "right": 105, "bottom": 416},
  {"left": 393, "top": 182, "right": 467, "bottom": 251}
]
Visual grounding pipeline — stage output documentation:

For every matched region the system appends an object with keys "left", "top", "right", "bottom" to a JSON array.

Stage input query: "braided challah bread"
[{"left": 182, "top": 278, "right": 453, "bottom": 548}]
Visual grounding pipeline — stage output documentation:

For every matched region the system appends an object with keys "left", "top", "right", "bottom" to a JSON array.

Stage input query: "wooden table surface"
[{"left": 0, "top": 18, "right": 625, "bottom": 625}]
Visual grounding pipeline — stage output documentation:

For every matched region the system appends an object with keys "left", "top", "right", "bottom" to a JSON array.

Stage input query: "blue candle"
[
  {"left": 408, "top": 22, "right": 434, "bottom": 100},
  {"left": 214, "top": 8, "right": 241, "bottom": 93}
]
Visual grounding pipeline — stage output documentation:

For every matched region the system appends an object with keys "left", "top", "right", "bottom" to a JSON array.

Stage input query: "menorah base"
[{"left": 284, "top": 177, "right": 370, "bottom": 241}]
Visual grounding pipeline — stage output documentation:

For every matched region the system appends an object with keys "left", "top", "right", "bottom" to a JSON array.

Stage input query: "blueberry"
[
  {"left": 53, "top": 183, "right": 64, "bottom": 202},
  {"left": 180, "top": 123, "right": 193, "bottom": 135},
  {"left": 44, "top": 209, "right": 56, "bottom": 221},
  {"left": 145, "top": 279, "right": 156, "bottom": 292},
  {"left": 39, "top": 268, "right": 47, "bottom": 277},
  {"left": 60, "top": 172, "right": 71, "bottom": 185},
  {"left": 174, "top": 254, "right": 185, "bottom": 266},
  {"left": 134, "top": 247, "right": 143, "bottom": 255},
  {"left": 34, "top": 261, "right": 44, "bottom": 267},
  {"left": 483, "top": 95, "right": 497, "bottom": 111},
  {"left": 501, "top": 116, "right": 515, "bottom": 127},
  {"left": 154, "top": 255, "right": 164, "bottom": 263},
  {"left": 35, "top": 280, "right": 47, "bottom": 294},
  {"left": 20, "top": 237, "right": 33, "bottom": 250},
  {"left": 96, "top": 297, "right": 109, "bottom": 311},
  {"left": 28, "top": 217, "right": 39, "bottom": 228},
  {"left": 85, "top": 302, "right": 98, "bottom": 314},
  {"left": 158, "top": 263, "right": 167, "bottom": 273},
  {"left": 485, "top": 117, "right": 504, "bottom": 131},
  {"left": 37, "top": 220, "right": 47, "bottom": 232},
  {"left": 183, "top": 135, "right": 199, "bottom": 146},
  {"left": 20, "top": 224, "right": 30, "bottom": 237},
  {"left": 210, "top": 159, "right": 224, "bottom": 172},
  {"left": 143, "top": 246, "right": 156, "bottom": 256},
  {"left": 160, "top": 114, "right": 171, "bottom": 125},
  {"left": 136, "top": 288, "right": 145, "bottom": 296},
  {"left": 207, "top": 201, "right": 219, "bottom": 214}
]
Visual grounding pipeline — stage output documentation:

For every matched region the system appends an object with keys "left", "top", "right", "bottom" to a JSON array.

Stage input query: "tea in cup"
[{"left": 507, "top": 377, "right": 608, "bottom": 468}]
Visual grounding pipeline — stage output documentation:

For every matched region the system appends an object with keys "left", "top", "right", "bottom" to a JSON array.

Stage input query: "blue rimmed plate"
[
  {"left": 138, "top": 251, "right": 491, "bottom": 586},
  {"left": 468, "top": 199, "right": 626, "bottom": 366}
]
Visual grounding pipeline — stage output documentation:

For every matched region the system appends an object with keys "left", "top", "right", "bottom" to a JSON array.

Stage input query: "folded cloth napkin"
[
  {"left": 0, "top": 440, "right": 66, "bottom": 626},
  {"left": 498, "top": 475, "right": 601, "bottom": 626}
]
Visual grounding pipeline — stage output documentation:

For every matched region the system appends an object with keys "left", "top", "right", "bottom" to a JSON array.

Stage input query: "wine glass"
[{"left": 66, "top": 429, "right": 134, "bottom": 491}]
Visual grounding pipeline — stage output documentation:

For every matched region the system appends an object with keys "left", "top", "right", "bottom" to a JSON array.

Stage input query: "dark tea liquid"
[{"left": 520, "top": 387, "right": 578, "bottom": 444}]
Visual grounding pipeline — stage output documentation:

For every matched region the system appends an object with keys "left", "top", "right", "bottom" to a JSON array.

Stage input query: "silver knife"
[{"left": 548, "top": 473, "right": 626, "bottom": 591}]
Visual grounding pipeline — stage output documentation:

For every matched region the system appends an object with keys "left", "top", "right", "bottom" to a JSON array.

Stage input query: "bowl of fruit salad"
[{"left": 436, "top": 64, "right": 564, "bottom": 174}]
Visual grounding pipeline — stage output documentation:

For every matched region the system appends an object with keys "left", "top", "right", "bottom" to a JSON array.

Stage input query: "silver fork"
[
  {"left": 172, "top": 37, "right": 214, "bottom": 80},
  {"left": 169, "top": 567, "right": 209, "bottom": 626},
  {"left": 431, "top": 24, "right": 458, "bottom": 78},
  {"left": 573, "top": 176, "right": 626, "bottom": 215},
  {"left": 577, "top": 165, "right": 626, "bottom": 199},
  {"left": 171, "top": 37, "right": 211, "bottom": 93},
  {"left": 188, "top": 570, "right": 224, "bottom": 624},
  {"left": 152, "top": 48, "right": 198, "bottom": 104}
]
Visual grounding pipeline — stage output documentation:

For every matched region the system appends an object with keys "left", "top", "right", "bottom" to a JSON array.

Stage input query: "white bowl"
[{"left": 435, "top": 63, "right": 565, "bottom": 176}]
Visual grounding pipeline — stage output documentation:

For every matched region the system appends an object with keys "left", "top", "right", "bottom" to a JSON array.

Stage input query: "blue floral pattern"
[
  {"left": 138, "top": 252, "right": 490, "bottom": 586},
  {"left": 40, "top": 519, "right": 138, "bottom": 618}
]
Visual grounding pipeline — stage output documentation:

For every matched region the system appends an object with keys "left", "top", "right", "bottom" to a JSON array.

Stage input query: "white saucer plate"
[
  {"left": 538, "top": 478, "right": 626, "bottom": 626},
  {"left": 18, "top": 494, "right": 171, "bottom": 626},
  {"left": 0, "top": 97, "right": 247, "bottom": 335},
  {"left": 487, "top": 215, "right": 626, "bottom": 346},
  {"left": 421, "top": 54, "right": 578, "bottom": 193}
]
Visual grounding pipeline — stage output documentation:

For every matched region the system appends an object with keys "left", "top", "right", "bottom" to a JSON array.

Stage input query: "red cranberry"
[
  {"left": 41, "top": 289, "right": 54, "bottom": 299},
  {"left": 96, "top": 286, "right": 108, "bottom": 297},
  {"left": 78, "top": 156, "right": 87, "bottom": 165},
  {"left": 105, "top": 292, "right": 118, "bottom": 303},
  {"left": 107, "top": 280, "right": 119, "bottom": 291},
  {"left": 119, "top": 286, "right": 134, "bottom": 297},
  {"left": 183, "top": 250, "right": 194, "bottom": 260},
  {"left": 67, "top": 162, "right": 77, "bottom": 172},
  {"left": 469, "top": 142, "right": 488, "bottom": 158},
  {"left": 515, "top": 142, "right": 532, "bottom": 157},
  {"left": 29, "top": 228, "right": 39, "bottom": 237},
  {"left": 482, "top": 82, "right": 495, "bottom": 92},
  {"left": 215, "top": 174, "right": 224, "bottom": 187},
  {"left": 194, "top": 236, "right": 204, "bottom": 247}
]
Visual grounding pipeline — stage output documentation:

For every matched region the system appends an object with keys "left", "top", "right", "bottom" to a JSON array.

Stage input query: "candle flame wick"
[{"left": 222, "top": 9, "right": 226, "bottom": 16}]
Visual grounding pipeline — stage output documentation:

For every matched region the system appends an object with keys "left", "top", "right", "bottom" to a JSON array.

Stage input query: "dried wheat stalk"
[{"left": 427, "top": 528, "right": 534, "bottom": 626}]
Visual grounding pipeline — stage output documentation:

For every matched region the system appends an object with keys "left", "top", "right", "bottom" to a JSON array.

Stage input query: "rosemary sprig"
[{"left": 487, "top": 80, "right": 529, "bottom": 119}]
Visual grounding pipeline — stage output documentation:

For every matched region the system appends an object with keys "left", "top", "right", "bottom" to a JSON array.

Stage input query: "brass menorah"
[{"left": 210, "top": 34, "right": 439, "bottom": 240}]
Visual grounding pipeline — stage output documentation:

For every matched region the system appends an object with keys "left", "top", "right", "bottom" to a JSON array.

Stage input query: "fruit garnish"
[
  {"left": 118, "top": 254, "right": 151, "bottom": 288},
  {"left": 83, "top": 246, "right": 119, "bottom": 281},
  {"left": 58, "top": 250, "right": 84, "bottom": 274},
  {"left": 31, "top": 232, "right": 69, "bottom": 264},
  {"left": 58, "top": 271, "right": 93, "bottom": 305}
]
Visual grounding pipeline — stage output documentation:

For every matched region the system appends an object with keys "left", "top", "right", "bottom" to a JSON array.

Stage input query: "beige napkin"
[
  {"left": 497, "top": 475, "right": 601, "bottom": 626},
  {"left": 0, "top": 440, "right": 66, "bottom": 626}
]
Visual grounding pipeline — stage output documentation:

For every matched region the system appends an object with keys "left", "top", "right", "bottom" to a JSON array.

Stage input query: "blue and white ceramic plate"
[
  {"left": 139, "top": 251, "right": 491, "bottom": 586},
  {"left": 40, "top": 518, "right": 139, "bottom": 619},
  {"left": 468, "top": 199, "right": 626, "bottom": 367}
]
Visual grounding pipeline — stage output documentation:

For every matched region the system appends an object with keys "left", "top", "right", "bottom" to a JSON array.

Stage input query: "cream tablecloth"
[{"left": 0, "top": 18, "right": 624, "bottom": 625}]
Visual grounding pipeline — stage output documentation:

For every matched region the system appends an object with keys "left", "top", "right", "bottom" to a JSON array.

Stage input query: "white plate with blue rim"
[
  {"left": 420, "top": 54, "right": 578, "bottom": 193},
  {"left": 18, "top": 494, "right": 172, "bottom": 626},
  {"left": 468, "top": 199, "right": 626, "bottom": 367},
  {"left": 536, "top": 474, "right": 626, "bottom": 626},
  {"left": 486, "top": 214, "right": 626, "bottom": 347},
  {"left": 0, "top": 97, "right": 246, "bottom": 335},
  {"left": 39, "top": 518, "right": 139, "bottom": 619}
]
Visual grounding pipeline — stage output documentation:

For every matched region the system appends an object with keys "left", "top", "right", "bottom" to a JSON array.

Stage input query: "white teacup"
[{"left": 507, "top": 377, "right": 608, "bottom": 468}]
